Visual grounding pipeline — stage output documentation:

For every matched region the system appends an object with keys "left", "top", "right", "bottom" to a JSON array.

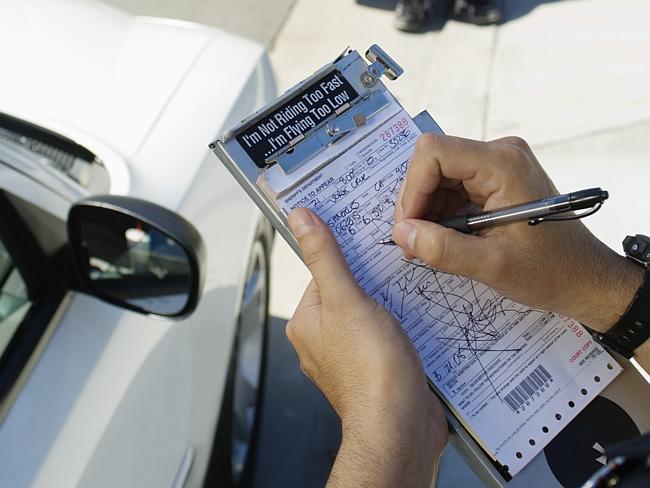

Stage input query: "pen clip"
[{"left": 528, "top": 202, "right": 603, "bottom": 226}]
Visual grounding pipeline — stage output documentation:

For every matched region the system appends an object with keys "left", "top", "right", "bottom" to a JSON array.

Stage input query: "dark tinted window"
[{"left": 0, "top": 239, "right": 31, "bottom": 358}]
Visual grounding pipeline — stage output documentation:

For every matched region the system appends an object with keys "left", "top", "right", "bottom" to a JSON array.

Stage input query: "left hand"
[{"left": 287, "top": 208, "right": 447, "bottom": 487}]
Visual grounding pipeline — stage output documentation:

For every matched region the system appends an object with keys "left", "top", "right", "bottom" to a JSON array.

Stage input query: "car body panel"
[
  {"left": 0, "top": 0, "right": 277, "bottom": 486},
  {"left": 0, "top": 161, "right": 194, "bottom": 488},
  {"left": 1, "top": 0, "right": 212, "bottom": 161},
  {"left": 0, "top": 294, "right": 190, "bottom": 487},
  {"left": 128, "top": 28, "right": 268, "bottom": 211}
]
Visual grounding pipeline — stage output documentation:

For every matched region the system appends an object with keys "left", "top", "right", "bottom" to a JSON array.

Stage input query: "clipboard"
[
  {"left": 211, "top": 45, "right": 650, "bottom": 487},
  {"left": 211, "top": 45, "right": 412, "bottom": 258}
]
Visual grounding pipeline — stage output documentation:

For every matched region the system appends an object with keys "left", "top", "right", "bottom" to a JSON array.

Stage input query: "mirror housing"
[{"left": 67, "top": 195, "right": 205, "bottom": 318}]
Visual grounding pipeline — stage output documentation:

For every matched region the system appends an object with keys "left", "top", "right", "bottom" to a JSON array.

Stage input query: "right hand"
[{"left": 392, "top": 134, "right": 643, "bottom": 332}]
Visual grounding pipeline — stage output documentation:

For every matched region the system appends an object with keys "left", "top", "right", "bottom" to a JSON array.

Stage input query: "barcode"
[{"left": 503, "top": 365, "right": 553, "bottom": 412}]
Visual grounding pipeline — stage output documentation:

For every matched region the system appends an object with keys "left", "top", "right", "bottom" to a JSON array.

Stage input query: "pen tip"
[{"left": 377, "top": 238, "right": 397, "bottom": 246}]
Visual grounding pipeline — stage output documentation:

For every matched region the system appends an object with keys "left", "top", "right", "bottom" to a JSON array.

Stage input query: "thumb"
[
  {"left": 288, "top": 208, "right": 364, "bottom": 304},
  {"left": 392, "top": 219, "right": 500, "bottom": 280}
]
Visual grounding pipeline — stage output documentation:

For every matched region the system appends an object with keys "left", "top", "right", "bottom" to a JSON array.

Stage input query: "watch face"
[
  {"left": 624, "top": 234, "right": 650, "bottom": 265},
  {"left": 544, "top": 396, "right": 640, "bottom": 488}
]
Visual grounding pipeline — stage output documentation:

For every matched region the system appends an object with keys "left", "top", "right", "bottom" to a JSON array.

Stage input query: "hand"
[
  {"left": 393, "top": 134, "right": 643, "bottom": 333},
  {"left": 287, "top": 208, "right": 447, "bottom": 488}
]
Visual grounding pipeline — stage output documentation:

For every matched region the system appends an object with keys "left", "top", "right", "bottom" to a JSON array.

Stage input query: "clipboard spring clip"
[
  {"left": 275, "top": 90, "right": 391, "bottom": 174},
  {"left": 361, "top": 44, "right": 404, "bottom": 88}
]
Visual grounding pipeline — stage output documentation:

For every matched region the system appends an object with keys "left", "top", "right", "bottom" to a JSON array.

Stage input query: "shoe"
[
  {"left": 452, "top": 0, "right": 502, "bottom": 25},
  {"left": 394, "top": 0, "right": 429, "bottom": 32}
]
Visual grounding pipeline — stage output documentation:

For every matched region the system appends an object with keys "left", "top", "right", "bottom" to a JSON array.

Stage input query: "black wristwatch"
[{"left": 592, "top": 234, "right": 650, "bottom": 358}]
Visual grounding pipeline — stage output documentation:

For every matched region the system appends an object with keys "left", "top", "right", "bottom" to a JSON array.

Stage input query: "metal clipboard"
[
  {"left": 210, "top": 45, "right": 650, "bottom": 487},
  {"left": 210, "top": 45, "right": 421, "bottom": 259}
]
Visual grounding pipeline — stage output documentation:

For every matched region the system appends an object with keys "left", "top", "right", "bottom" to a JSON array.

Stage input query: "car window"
[
  {"left": 0, "top": 187, "right": 66, "bottom": 403},
  {"left": 0, "top": 238, "right": 31, "bottom": 357}
]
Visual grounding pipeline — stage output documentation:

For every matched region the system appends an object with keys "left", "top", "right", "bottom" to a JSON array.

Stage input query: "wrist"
[
  {"left": 337, "top": 393, "right": 445, "bottom": 487},
  {"left": 340, "top": 393, "right": 445, "bottom": 451},
  {"left": 336, "top": 351, "right": 448, "bottom": 455},
  {"left": 341, "top": 377, "right": 447, "bottom": 455},
  {"left": 576, "top": 250, "right": 644, "bottom": 333}
]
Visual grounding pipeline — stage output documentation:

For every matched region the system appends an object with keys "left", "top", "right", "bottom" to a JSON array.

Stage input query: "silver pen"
[{"left": 377, "top": 187, "right": 608, "bottom": 245}]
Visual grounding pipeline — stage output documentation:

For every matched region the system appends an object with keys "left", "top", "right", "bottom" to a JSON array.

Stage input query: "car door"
[
  {"left": 0, "top": 159, "right": 194, "bottom": 487},
  {"left": 0, "top": 157, "right": 79, "bottom": 484}
]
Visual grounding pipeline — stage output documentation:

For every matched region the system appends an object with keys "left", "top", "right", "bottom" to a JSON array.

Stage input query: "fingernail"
[
  {"left": 393, "top": 221, "right": 417, "bottom": 252},
  {"left": 288, "top": 208, "right": 316, "bottom": 238},
  {"left": 394, "top": 203, "right": 404, "bottom": 223}
]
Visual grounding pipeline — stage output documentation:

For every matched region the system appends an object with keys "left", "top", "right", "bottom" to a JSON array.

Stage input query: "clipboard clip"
[
  {"left": 274, "top": 90, "right": 390, "bottom": 174},
  {"left": 326, "top": 113, "right": 367, "bottom": 136},
  {"left": 361, "top": 44, "right": 404, "bottom": 88}
]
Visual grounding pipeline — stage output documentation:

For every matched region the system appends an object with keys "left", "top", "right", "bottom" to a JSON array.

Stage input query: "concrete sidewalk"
[{"left": 267, "top": 0, "right": 650, "bottom": 486}]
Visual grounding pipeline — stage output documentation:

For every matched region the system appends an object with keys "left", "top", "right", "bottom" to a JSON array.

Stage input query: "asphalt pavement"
[
  {"left": 251, "top": 318, "right": 340, "bottom": 488},
  {"left": 252, "top": 317, "right": 483, "bottom": 488}
]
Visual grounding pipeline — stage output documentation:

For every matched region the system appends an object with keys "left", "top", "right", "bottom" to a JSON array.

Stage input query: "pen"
[{"left": 377, "top": 187, "right": 608, "bottom": 245}]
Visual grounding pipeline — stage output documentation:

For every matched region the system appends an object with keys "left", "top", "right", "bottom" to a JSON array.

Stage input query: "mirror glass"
[{"left": 77, "top": 210, "right": 192, "bottom": 316}]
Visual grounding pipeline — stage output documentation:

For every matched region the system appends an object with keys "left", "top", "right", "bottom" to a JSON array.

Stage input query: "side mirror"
[{"left": 67, "top": 195, "right": 205, "bottom": 318}]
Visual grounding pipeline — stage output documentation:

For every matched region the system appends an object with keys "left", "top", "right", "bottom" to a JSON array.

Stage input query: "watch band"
[{"left": 593, "top": 235, "right": 650, "bottom": 358}]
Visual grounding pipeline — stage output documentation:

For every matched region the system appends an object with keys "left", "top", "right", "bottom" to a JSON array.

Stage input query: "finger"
[
  {"left": 438, "top": 177, "right": 462, "bottom": 190},
  {"left": 490, "top": 135, "right": 532, "bottom": 153},
  {"left": 395, "top": 175, "right": 460, "bottom": 224},
  {"left": 288, "top": 208, "right": 364, "bottom": 304},
  {"left": 426, "top": 188, "right": 469, "bottom": 219},
  {"left": 392, "top": 218, "right": 505, "bottom": 281},
  {"left": 399, "top": 134, "right": 503, "bottom": 220}
]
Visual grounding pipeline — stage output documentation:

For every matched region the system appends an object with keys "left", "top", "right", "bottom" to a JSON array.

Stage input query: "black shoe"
[
  {"left": 452, "top": 0, "right": 502, "bottom": 25},
  {"left": 394, "top": 0, "right": 429, "bottom": 32}
]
